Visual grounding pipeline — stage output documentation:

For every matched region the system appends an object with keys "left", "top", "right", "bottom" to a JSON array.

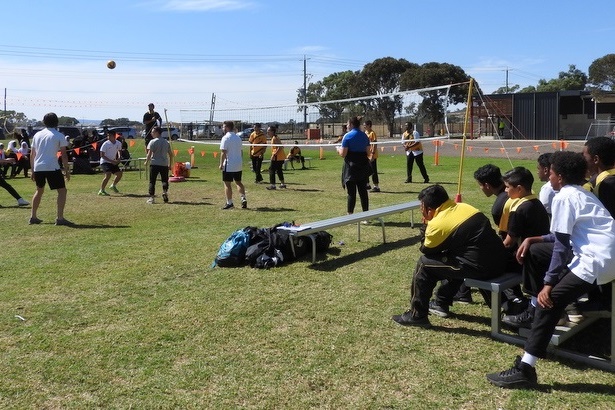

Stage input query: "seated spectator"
[
  {"left": 287, "top": 141, "right": 306, "bottom": 170},
  {"left": 4, "top": 139, "right": 19, "bottom": 177},
  {"left": 15, "top": 141, "right": 30, "bottom": 177},
  {"left": 117, "top": 134, "right": 131, "bottom": 167},
  {"left": 391, "top": 184, "right": 508, "bottom": 327},
  {"left": 487, "top": 150, "right": 615, "bottom": 388}
]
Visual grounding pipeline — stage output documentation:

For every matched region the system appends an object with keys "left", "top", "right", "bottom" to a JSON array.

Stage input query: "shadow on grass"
[
  {"left": 309, "top": 234, "right": 422, "bottom": 271},
  {"left": 249, "top": 207, "right": 296, "bottom": 212},
  {"left": 56, "top": 223, "right": 131, "bottom": 229},
  {"left": 552, "top": 382, "right": 615, "bottom": 395}
]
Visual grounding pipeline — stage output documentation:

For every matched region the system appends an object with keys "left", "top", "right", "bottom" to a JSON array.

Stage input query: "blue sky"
[{"left": 1, "top": 0, "right": 613, "bottom": 124}]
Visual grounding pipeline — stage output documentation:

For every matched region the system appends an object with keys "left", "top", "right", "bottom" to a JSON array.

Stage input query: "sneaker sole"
[
  {"left": 428, "top": 308, "right": 449, "bottom": 318},
  {"left": 486, "top": 376, "right": 536, "bottom": 389}
]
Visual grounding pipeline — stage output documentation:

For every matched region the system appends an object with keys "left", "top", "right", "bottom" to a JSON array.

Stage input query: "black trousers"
[
  {"left": 406, "top": 153, "right": 429, "bottom": 182},
  {"left": 369, "top": 159, "right": 379, "bottom": 185},
  {"left": 410, "top": 255, "right": 496, "bottom": 317},
  {"left": 251, "top": 156, "right": 264, "bottom": 182},
  {"left": 149, "top": 165, "right": 169, "bottom": 196},
  {"left": 522, "top": 242, "right": 555, "bottom": 297},
  {"left": 525, "top": 272, "right": 595, "bottom": 358},
  {"left": 345, "top": 180, "right": 368, "bottom": 214},
  {"left": 269, "top": 160, "right": 285, "bottom": 185},
  {"left": 0, "top": 175, "right": 22, "bottom": 200}
]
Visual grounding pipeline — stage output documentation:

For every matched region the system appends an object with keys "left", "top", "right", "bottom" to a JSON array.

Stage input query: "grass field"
[{"left": 1, "top": 141, "right": 613, "bottom": 409}]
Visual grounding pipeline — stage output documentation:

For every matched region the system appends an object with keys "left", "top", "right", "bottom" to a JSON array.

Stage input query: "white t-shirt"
[
  {"left": 550, "top": 184, "right": 615, "bottom": 285},
  {"left": 219, "top": 132, "right": 243, "bottom": 173},
  {"left": 99, "top": 139, "right": 122, "bottom": 164},
  {"left": 31, "top": 127, "right": 68, "bottom": 172},
  {"left": 402, "top": 130, "right": 423, "bottom": 156},
  {"left": 538, "top": 181, "right": 556, "bottom": 214}
]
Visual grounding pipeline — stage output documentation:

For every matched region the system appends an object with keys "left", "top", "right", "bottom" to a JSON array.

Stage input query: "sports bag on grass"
[{"left": 212, "top": 227, "right": 252, "bottom": 267}]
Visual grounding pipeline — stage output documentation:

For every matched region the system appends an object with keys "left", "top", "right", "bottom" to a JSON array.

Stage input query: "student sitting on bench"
[
  {"left": 287, "top": 141, "right": 306, "bottom": 170},
  {"left": 487, "top": 151, "right": 615, "bottom": 389}
]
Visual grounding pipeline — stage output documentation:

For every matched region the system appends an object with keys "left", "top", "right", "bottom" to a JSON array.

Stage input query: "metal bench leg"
[
  {"left": 308, "top": 234, "right": 317, "bottom": 264},
  {"left": 378, "top": 217, "right": 386, "bottom": 243},
  {"left": 357, "top": 222, "right": 361, "bottom": 242}
]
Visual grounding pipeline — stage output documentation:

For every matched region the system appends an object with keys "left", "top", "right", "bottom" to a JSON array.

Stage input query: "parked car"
[
  {"left": 140, "top": 126, "right": 180, "bottom": 140},
  {"left": 161, "top": 127, "right": 180, "bottom": 140},
  {"left": 97, "top": 126, "right": 137, "bottom": 139},
  {"left": 30, "top": 126, "right": 82, "bottom": 140},
  {"left": 237, "top": 128, "right": 254, "bottom": 140}
]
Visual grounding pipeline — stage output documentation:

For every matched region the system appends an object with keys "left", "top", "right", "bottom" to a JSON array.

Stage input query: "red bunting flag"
[
  {"left": 74, "top": 148, "right": 80, "bottom": 156},
  {"left": 551, "top": 142, "right": 557, "bottom": 149},
  {"left": 200, "top": 151, "right": 206, "bottom": 157},
  {"left": 129, "top": 140, "right": 135, "bottom": 147},
  {"left": 16, "top": 152, "right": 23, "bottom": 160},
  {"left": 393, "top": 146, "right": 397, "bottom": 151},
  {"left": 92, "top": 142, "right": 98, "bottom": 150},
  {"left": 500, "top": 148, "right": 505, "bottom": 153},
  {"left": 173, "top": 149, "right": 179, "bottom": 156},
  {"left": 516, "top": 147, "right": 522, "bottom": 153},
  {"left": 57, "top": 151, "right": 62, "bottom": 158},
  {"left": 484, "top": 148, "right": 489, "bottom": 153},
  {"left": 454, "top": 144, "right": 459, "bottom": 150},
  {"left": 468, "top": 146, "right": 474, "bottom": 152},
  {"left": 213, "top": 152, "right": 218, "bottom": 158},
  {"left": 533, "top": 145, "right": 539, "bottom": 151}
]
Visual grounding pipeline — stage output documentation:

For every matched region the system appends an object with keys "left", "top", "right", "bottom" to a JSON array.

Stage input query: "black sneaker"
[
  {"left": 404, "top": 179, "right": 412, "bottom": 183},
  {"left": 29, "top": 217, "right": 43, "bottom": 225},
  {"left": 453, "top": 294, "right": 473, "bottom": 304},
  {"left": 55, "top": 218, "right": 75, "bottom": 226},
  {"left": 486, "top": 356, "right": 538, "bottom": 388},
  {"left": 502, "top": 305, "right": 535, "bottom": 329},
  {"left": 162, "top": 192, "right": 169, "bottom": 203},
  {"left": 428, "top": 300, "right": 450, "bottom": 318},
  {"left": 391, "top": 310, "right": 432, "bottom": 328},
  {"left": 222, "top": 203, "right": 234, "bottom": 210},
  {"left": 241, "top": 198, "right": 247, "bottom": 209},
  {"left": 370, "top": 187, "right": 381, "bottom": 193},
  {"left": 366, "top": 184, "right": 372, "bottom": 190}
]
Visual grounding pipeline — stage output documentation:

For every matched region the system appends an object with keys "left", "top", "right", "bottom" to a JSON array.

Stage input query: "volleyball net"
[{"left": 178, "top": 83, "right": 467, "bottom": 147}]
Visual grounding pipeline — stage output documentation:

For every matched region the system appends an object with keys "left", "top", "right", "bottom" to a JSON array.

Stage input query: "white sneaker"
[
  {"left": 17, "top": 198, "right": 29, "bottom": 206},
  {"left": 146, "top": 197, "right": 155, "bottom": 204}
]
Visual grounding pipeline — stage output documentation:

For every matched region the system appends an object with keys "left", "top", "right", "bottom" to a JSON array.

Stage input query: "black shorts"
[
  {"left": 101, "top": 163, "right": 122, "bottom": 174},
  {"left": 222, "top": 171, "right": 242, "bottom": 182},
  {"left": 33, "top": 170, "right": 65, "bottom": 190}
]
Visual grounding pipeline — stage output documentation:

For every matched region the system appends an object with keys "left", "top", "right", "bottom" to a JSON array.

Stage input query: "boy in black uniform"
[{"left": 392, "top": 185, "right": 508, "bottom": 327}]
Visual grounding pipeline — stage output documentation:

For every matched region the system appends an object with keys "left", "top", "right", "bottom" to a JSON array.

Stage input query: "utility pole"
[
  {"left": 505, "top": 67, "right": 509, "bottom": 93},
  {"left": 303, "top": 55, "right": 307, "bottom": 131}
]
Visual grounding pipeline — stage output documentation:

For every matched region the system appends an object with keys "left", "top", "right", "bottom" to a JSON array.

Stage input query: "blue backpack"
[{"left": 212, "top": 227, "right": 253, "bottom": 267}]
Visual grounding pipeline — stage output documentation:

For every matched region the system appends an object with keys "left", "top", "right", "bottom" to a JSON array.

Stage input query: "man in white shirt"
[
  {"left": 29, "top": 112, "right": 73, "bottom": 226},
  {"left": 98, "top": 130, "right": 123, "bottom": 196},
  {"left": 219, "top": 120, "right": 247, "bottom": 210}
]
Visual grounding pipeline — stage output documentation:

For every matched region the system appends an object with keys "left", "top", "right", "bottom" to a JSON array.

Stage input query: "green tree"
[
  {"left": 534, "top": 64, "right": 587, "bottom": 92},
  {"left": 100, "top": 118, "right": 138, "bottom": 126},
  {"left": 400, "top": 62, "right": 470, "bottom": 136},
  {"left": 0, "top": 110, "right": 29, "bottom": 130},
  {"left": 58, "top": 116, "right": 79, "bottom": 126},
  {"left": 359, "top": 57, "right": 418, "bottom": 137},
  {"left": 492, "top": 84, "right": 520, "bottom": 94},
  {"left": 588, "top": 54, "right": 615, "bottom": 91},
  {"left": 298, "top": 70, "right": 360, "bottom": 122}
]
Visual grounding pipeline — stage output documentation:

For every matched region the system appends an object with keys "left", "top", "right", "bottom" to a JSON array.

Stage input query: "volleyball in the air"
[{"left": 107, "top": 60, "right": 116, "bottom": 69}]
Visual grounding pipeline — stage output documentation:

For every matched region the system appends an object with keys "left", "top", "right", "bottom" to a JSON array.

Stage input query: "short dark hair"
[
  {"left": 43, "top": 112, "right": 59, "bottom": 128},
  {"left": 502, "top": 166, "right": 534, "bottom": 191},
  {"left": 152, "top": 126, "right": 163, "bottom": 135},
  {"left": 364, "top": 120, "right": 372, "bottom": 126},
  {"left": 537, "top": 152, "right": 553, "bottom": 169},
  {"left": 473, "top": 164, "right": 502, "bottom": 187},
  {"left": 223, "top": 120, "right": 234, "bottom": 130},
  {"left": 348, "top": 116, "right": 362, "bottom": 128},
  {"left": 550, "top": 151, "right": 587, "bottom": 186},
  {"left": 585, "top": 136, "right": 615, "bottom": 168},
  {"left": 418, "top": 184, "right": 449, "bottom": 209},
  {"left": 254, "top": 122, "right": 262, "bottom": 128}
]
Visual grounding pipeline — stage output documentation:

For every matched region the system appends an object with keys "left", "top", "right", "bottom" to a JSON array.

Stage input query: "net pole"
[{"left": 456, "top": 78, "right": 474, "bottom": 203}]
